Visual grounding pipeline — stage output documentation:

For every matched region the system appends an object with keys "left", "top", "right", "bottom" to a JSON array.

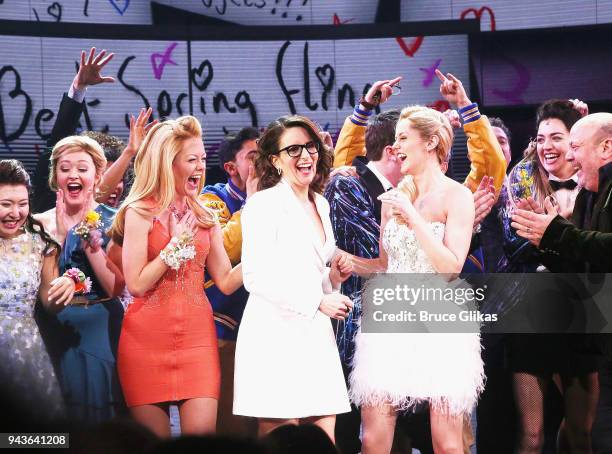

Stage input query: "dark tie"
[{"left": 549, "top": 179, "right": 577, "bottom": 191}]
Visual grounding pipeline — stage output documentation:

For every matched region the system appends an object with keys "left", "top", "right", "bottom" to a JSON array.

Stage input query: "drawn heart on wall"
[
  {"left": 460, "top": 6, "right": 496, "bottom": 32},
  {"left": 395, "top": 36, "right": 424, "bottom": 58},
  {"left": 109, "top": 0, "right": 130, "bottom": 16},
  {"left": 47, "top": 2, "right": 62, "bottom": 22},
  {"left": 191, "top": 60, "right": 213, "bottom": 92},
  {"left": 315, "top": 64, "right": 335, "bottom": 110}
]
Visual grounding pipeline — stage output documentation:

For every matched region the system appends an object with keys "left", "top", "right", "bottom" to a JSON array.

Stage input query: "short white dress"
[{"left": 349, "top": 219, "right": 485, "bottom": 416}]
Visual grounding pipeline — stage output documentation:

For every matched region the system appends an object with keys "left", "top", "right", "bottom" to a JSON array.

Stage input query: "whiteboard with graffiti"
[
  {"left": 401, "top": 0, "right": 612, "bottom": 32},
  {"left": 0, "top": 33, "right": 469, "bottom": 170},
  {"left": 0, "top": 0, "right": 151, "bottom": 24}
]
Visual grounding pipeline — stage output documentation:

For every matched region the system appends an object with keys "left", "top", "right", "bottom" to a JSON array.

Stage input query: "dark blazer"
[
  {"left": 32, "top": 93, "right": 84, "bottom": 213},
  {"left": 540, "top": 162, "right": 612, "bottom": 272},
  {"left": 353, "top": 156, "right": 387, "bottom": 224}
]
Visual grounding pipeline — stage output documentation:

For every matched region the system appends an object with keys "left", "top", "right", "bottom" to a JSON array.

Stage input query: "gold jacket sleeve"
[
  {"left": 462, "top": 115, "right": 508, "bottom": 195},
  {"left": 333, "top": 116, "right": 367, "bottom": 168},
  {"left": 199, "top": 192, "right": 243, "bottom": 265}
]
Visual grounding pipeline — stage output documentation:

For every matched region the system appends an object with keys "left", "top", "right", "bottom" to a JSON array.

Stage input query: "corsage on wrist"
[
  {"left": 63, "top": 267, "right": 92, "bottom": 295},
  {"left": 160, "top": 232, "right": 196, "bottom": 271},
  {"left": 74, "top": 210, "right": 102, "bottom": 241}
]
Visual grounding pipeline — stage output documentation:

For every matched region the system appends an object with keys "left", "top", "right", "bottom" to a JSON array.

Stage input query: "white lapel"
[{"left": 277, "top": 180, "right": 330, "bottom": 266}]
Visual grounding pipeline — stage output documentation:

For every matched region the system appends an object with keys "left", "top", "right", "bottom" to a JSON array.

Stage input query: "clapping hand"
[
  {"left": 511, "top": 197, "right": 559, "bottom": 247},
  {"left": 473, "top": 176, "right": 496, "bottom": 227}
]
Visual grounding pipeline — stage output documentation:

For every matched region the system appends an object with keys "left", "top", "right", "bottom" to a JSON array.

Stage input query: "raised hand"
[
  {"left": 569, "top": 99, "right": 589, "bottom": 117},
  {"left": 443, "top": 109, "right": 461, "bottom": 129},
  {"left": 319, "top": 293, "right": 354, "bottom": 320},
  {"left": 48, "top": 276, "right": 76, "bottom": 307},
  {"left": 125, "top": 107, "right": 157, "bottom": 158},
  {"left": 73, "top": 47, "right": 115, "bottom": 90},
  {"left": 362, "top": 76, "right": 402, "bottom": 108},
  {"left": 435, "top": 69, "right": 471, "bottom": 108}
]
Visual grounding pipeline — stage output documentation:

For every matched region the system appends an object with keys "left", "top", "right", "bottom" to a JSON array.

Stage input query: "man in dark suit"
[
  {"left": 32, "top": 47, "right": 115, "bottom": 213},
  {"left": 512, "top": 112, "right": 612, "bottom": 453}
]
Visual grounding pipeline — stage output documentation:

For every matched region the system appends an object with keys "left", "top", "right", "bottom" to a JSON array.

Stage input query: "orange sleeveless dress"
[{"left": 118, "top": 219, "right": 220, "bottom": 407}]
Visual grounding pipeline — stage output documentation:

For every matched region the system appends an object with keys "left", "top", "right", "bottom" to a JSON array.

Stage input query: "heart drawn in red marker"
[
  {"left": 460, "top": 6, "right": 496, "bottom": 32},
  {"left": 395, "top": 36, "right": 425, "bottom": 58}
]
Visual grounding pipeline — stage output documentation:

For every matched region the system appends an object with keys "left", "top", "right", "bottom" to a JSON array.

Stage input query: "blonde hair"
[
  {"left": 110, "top": 116, "right": 216, "bottom": 245},
  {"left": 49, "top": 135, "right": 107, "bottom": 191},
  {"left": 397, "top": 106, "right": 454, "bottom": 202}
]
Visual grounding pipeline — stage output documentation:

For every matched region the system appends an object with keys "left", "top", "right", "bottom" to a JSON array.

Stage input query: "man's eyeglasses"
[{"left": 278, "top": 141, "right": 320, "bottom": 158}]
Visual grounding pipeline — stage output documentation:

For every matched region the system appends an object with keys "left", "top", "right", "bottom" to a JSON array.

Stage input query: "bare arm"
[
  {"left": 205, "top": 223, "right": 243, "bottom": 295},
  {"left": 97, "top": 108, "right": 157, "bottom": 204},
  {"left": 121, "top": 208, "right": 168, "bottom": 297},
  {"left": 83, "top": 240, "right": 125, "bottom": 298},
  {"left": 39, "top": 252, "right": 74, "bottom": 314}
]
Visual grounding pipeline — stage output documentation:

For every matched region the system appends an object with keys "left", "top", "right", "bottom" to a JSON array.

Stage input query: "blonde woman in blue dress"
[{"left": 349, "top": 105, "right": 484, "bottom": 454}]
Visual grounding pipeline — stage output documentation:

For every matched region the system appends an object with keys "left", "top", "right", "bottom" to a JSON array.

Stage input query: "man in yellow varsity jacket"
[{"left": 198, "top": 127, "right": 259, "bottom": 436}]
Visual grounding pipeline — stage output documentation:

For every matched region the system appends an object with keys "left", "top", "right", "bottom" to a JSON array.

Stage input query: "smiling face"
[
  {"left": 0, "top": 184, "right": 29, "bottom": 239},
  {"left": 55, "top": 150, "right": 100, "bottom": 209},
  {"left": 568, "top": 121, "right": 601, "bottom": 191},
  {"left": 393, "top": 118, "right": 432, "bottom": 175},
  {"left": 271, "top": 127, "right": 319, "bottom": 190},
  {"left": 536, "top": 118, "right": 576, "bottom": 179},
  {"left": 172, "top": 137, "right": 206, "bottom": 198}
]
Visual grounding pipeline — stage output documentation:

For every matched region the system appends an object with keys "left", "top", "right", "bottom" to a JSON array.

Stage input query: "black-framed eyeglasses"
[{"left": 278, "top": 141, "right": 320, "bottom": 158}]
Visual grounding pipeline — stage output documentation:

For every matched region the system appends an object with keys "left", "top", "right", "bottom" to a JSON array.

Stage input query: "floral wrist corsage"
[
  {"left": 74, "top": 210, "right": 102, "bottom": 241},
  {"left": 159, "top": 232, "right": 196, "bottom": 271},
  {"left": 63, "top": 267, "right": 92, "bottom": 295}
]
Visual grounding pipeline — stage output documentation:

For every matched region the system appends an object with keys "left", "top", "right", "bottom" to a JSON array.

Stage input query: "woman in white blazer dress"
[{"left": 234, "top": 115, "right": 353, "bottom": 442}]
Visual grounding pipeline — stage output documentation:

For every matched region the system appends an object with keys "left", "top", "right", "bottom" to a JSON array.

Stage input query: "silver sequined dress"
[{"left": 0, "top": 231, "right": 64, "bottom": 420}]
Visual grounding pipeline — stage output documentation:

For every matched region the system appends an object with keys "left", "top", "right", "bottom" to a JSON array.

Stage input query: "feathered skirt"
[{"left": 349, "top": 330, "right": 485, "bottom": 416}]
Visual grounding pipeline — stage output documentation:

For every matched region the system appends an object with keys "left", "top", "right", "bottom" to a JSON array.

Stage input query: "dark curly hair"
[
  {"left": 255, "top": 115, "right": 332, "bottom": 195},
  {"left": 0, "top": 159, "right": 60, "bottom": 255},
  {"left": 536, "top": 99, "right": 582, "bottom": 132}
]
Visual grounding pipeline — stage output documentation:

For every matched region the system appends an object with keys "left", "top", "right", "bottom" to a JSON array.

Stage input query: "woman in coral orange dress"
[{"left": 110, "top": 116, "right": 242, "bottom": 437}]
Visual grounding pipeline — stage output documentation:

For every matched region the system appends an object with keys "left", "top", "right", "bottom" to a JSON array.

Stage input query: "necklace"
[{"left": 169, "top": 203, "right": 189, "bottom": 221}]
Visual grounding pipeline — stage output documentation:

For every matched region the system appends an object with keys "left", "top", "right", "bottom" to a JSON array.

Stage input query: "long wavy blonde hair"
[
  {"left": 396, "top": 105, "right": 453, "bottom": 202},
  {"left": 110, "top": 116, "right": 216, "bottom": 245}
]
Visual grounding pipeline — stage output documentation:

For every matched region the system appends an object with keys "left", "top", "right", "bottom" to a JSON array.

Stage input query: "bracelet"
[
  {"left": 63, "top": 267, "right": 92, "bottom": 295},
  {"left": 358, "top": 95, "right": 379, "bottom": 111},
  {"left": 160, "top": 232, "right": 196, "bottom": 271}
]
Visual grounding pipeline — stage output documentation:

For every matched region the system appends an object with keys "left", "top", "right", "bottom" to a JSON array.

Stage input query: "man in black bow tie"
[{"left": 512, "top": 112, "right": 612, "bottom": 453}]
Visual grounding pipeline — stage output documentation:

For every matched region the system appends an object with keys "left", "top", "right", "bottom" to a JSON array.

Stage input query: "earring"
[{"left": 277, "top": 167, "right": 282, "bottom": 176}]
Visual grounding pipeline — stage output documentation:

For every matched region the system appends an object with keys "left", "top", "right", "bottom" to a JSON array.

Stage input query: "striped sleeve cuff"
[
  {"left": 350, "top": 105, "right": 373, "bottom": 126},
  {"left": 458, "top": 102, "right": 481, "bottom": 124}
]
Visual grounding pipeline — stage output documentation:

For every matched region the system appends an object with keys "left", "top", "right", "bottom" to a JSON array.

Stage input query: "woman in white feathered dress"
[{"left": 350, "top": 105, "right": 484, "bottom": 454}]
